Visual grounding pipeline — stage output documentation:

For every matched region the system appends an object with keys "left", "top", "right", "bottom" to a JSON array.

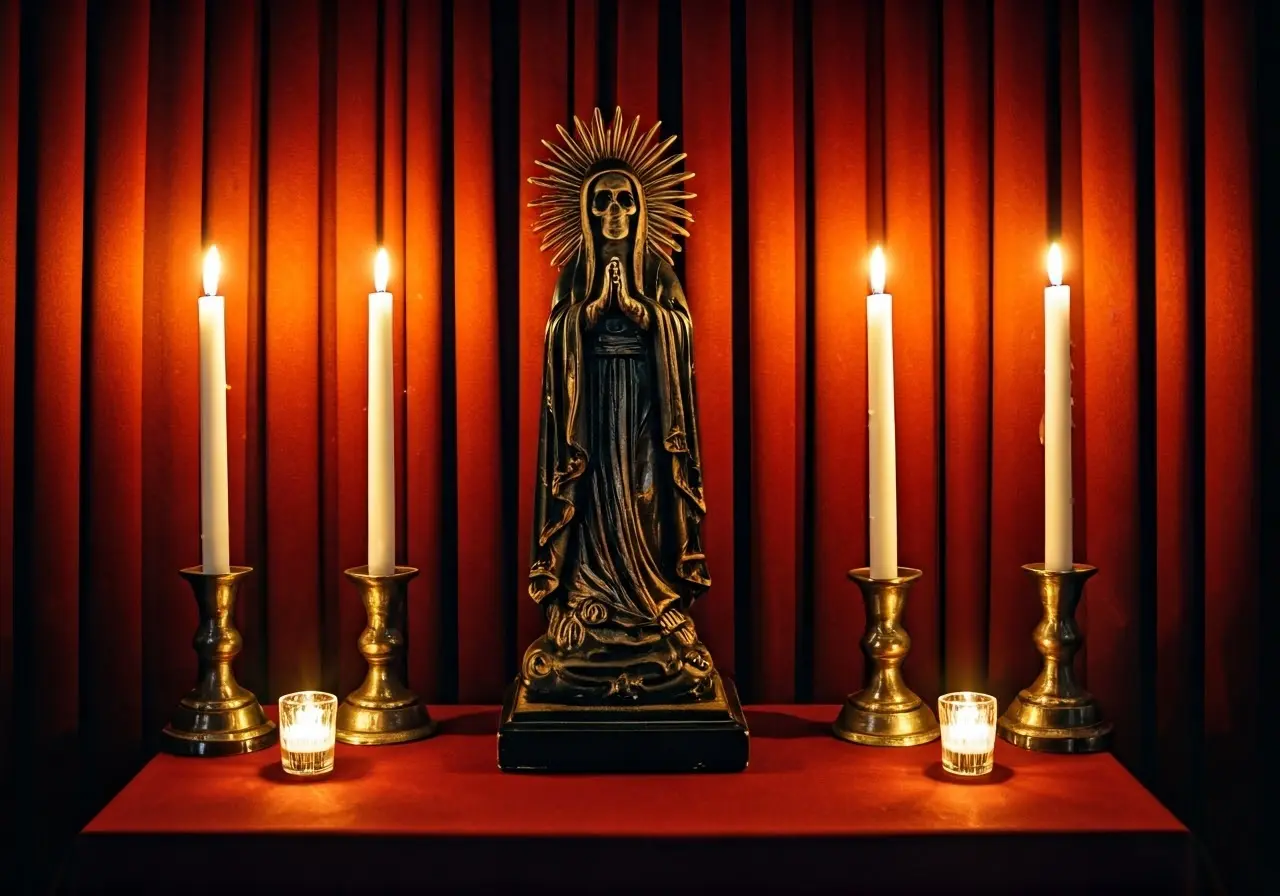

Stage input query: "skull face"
[{"left": 590, "top": 172, "right": 638, "bottom": 241}]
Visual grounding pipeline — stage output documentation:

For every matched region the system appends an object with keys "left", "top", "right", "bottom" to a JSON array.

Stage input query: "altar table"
[{"left": 73, "top": 705, "right": 1192, "bottom": 892}]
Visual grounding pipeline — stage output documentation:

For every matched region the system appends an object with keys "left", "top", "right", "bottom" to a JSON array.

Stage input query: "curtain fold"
[
  {"left": 1201, "top": 0, "right": 1259, "bottom": 880},
  {"left": 0, "top": 0, "right": 16, "bottom": 812},
  {"left": 745, "top": 0, "right": 800, "bottom": 703},
  {"left": 16, "top": 0, "right": 88, "bottom": 850},
  {"left": 0, "top": 0, "right": 1267, "bottom": 888},
  {"left": 83, "top": 0, "right": 148, "bottom": 804},
  {"left": 985, "top": 0, "right": 1047, "bottom": 714},
  {"left": 680, "top": 0, "right": 737, "bottom": 679},
  {"left": 939, "top": 0, "right": 991, "bottom": 697},
  {"left": 811, "top": 0, "right": 869, "bottom": 703}
]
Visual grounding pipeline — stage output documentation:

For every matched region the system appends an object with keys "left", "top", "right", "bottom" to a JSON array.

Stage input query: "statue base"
[{"left": 497, "top": 672, "right": 749, "bottom": 773}]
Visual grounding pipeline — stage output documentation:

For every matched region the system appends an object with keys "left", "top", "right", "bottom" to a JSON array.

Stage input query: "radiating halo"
[{"left": 528, "top": 106, "right": 696, "bottom": 268}]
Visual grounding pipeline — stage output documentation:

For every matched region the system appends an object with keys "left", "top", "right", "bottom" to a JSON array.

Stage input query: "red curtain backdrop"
[{"left": 0, "top": 0, "right": 1272, "bottom": 888}]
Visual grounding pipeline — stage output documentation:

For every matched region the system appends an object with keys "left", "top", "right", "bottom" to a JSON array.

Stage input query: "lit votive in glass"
[
  {"left": 938, "top": 692, "right": 997, "bottom": 777},
  {"left": 278, "top": 691, "right": 337, "bottom": 777}
]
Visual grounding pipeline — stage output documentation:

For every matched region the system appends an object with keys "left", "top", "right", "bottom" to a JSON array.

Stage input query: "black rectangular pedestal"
[{"left": 497, "top": 673, "right": 750, "bottom": 772}]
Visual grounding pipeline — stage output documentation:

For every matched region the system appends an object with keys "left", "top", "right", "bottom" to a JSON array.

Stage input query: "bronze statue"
[{"left": 499, "top": 108, "right": 746, "bottom": 771}]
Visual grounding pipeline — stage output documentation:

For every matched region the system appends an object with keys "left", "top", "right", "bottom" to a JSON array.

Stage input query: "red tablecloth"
[{"left": 74, "top": 705, "right": 1191, "bottom": 892}]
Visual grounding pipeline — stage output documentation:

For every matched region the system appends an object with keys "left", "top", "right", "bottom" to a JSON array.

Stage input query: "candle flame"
[
  {"left": 374, "top": 248, "right": 389, "bottom": 293},
  {"left": 1046, "top": 242, "right": 1063, "bottom": 287},
  {"left": 203, "top": 246, "right": 221, "bottom": 296},
  {"left": 869, "top": 246, "right": 886, "bottom": 295}
]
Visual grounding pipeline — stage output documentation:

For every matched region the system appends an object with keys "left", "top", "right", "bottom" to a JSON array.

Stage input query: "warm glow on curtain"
[{"left": 0, "top": 0, "right": 1270, "bottom": 888}]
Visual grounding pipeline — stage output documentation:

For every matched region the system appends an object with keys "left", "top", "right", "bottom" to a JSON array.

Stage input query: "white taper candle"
[
  {"left": 1044, "top": 243, "right": 1073, "bottom": 571},
  {"left": 199, "top": 247, "right": 231, "bottom": 574},
  {"left": 867, "top": 246, "right": 898, "bottom": 580},
  {"left": 368, "top": 248, "right": 395, "bottom": 576}
]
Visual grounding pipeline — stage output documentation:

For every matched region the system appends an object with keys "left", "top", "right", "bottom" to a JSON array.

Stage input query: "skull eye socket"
[
  {"left": 617, "top": 191, "right": 635, "bottom": 210},
  {"left": 592, "top": 191, "right": 612, "bottom": 213}
]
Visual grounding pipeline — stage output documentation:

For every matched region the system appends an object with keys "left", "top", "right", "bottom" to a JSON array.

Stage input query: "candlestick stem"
[
  {"left": 997, "top": 563, "right": 1112, "bottom": 752},
  {"left": 160, "top": 566, "right": 276, "bottom": 756},
  {"left": 832, "top": 567, "right": 939, "bottom": 746},
  {"left": 335, "top": 565, "right": 435, "bottom": 745}
]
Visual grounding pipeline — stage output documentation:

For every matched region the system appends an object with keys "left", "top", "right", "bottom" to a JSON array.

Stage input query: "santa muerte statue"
[{"left": 497, "top": 108, "right": 748, "bottom": 772}]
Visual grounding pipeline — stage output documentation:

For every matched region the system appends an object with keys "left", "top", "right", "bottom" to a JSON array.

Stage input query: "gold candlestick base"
[
  {"left": 998, "top": 563, "right": 1112, "bottom": 753},
  {"left": 160, "top": 566, "right": 277, "bottom": 756},
  {"left": 335, "top": 566, "right": 436, "bottom": 745},
  {"left": 832, "top": 567, "right": 940, "bottom": 746}
]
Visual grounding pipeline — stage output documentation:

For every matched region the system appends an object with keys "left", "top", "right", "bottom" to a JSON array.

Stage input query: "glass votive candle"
[
  {"left": 278, "top": 691, "right": 337, "bottom": 777},
  {"left": 938, "top": 692, "right": 998, "bottom": 777}
]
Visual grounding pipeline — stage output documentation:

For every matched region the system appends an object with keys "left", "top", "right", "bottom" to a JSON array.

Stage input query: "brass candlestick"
[
  {"left": 832, "top": 567, "right": 940, "bottom": 746},
  {"left": 160, "top": 566, "right": 277, "bottom": 756},
  {"left": 998, "top": 563, "right": 1112, "bottom": 753},
  {"left": 335, "top": 565, "right": 436, "bottom": 745}
]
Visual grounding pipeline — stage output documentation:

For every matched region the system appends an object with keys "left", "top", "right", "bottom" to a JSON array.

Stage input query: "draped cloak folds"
[{"left": 528, "top": 250, "right": 710, "bottom": 624}]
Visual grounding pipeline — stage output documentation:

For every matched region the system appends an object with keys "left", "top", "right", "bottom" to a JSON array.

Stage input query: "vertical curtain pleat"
[
  {"left": 615, "top": 0, "right": 658, "bottom": 124},
  {"left": 0, "top": 0, "right": 22, "bottom": 799},
  {"left": 263, "top": 0, "right": 322, "bottom": 697},
  {"left": 82, "top": 0, "right": 149, "bottom": 797},
  {"left": 810, "top": 0, "right": 868, "bottom": 703},
  {"left": 680, "top": 0, "right": 736, "bottom": 676},
  {"left": 884, "top": 0, "right": 941, "bottom": 705},
  {"left": 0, "top": 0, "right": 1268, "bottom": 886},
  {"left": 1079, "top": 0, "right": 1144, "bottom": 762},
  {"left": 317, "top": 0, "right": 339, "bottom": 697},
  {"left": 25, "top": 0, "right": 87, "bottom": 751},
  {"left": 452, "top": 0, "right": 505, "bottom": 701},
  {"left": 405, "top": 0, "right": 445, "bottom": 702},
  {"left": 940, "top": 0, "right": 991, "bottom": 695},
  {"left": 744, "top": 0, "right": 800, "bottom": 702},
  {"left": 331, "top": 0, "right": 378, "bottom": 700},
  {"left": 1202, "top": 0, "right": 1259, "bottom": 882},
  {"left": 517, "top": 0, "right": 569, "bottom": 658},
  {"left": 987, "top": 0, "right": 1049, "bottom": 705},
  {"left": 16, "top": 3, "right": 87, "bottom": 870},
  {"left": 572, "top": 0, "right": 598, "bottom": 120},
  {"left": 1152, "top": 0, "right": 1198, "bottom": 825},
  {"left": 140, "top": 0, "right": 204, "bottom": 739}
]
